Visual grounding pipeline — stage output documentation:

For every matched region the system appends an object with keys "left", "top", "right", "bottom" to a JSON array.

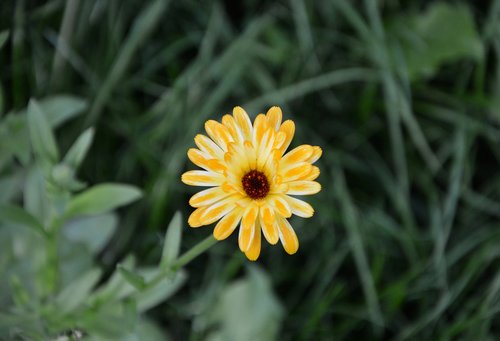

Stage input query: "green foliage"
[
  {"left": 65, "top": 184, "right": 142, "bottom": 218},
  {"left": 1, "top": 0, "right": 500, "bottom": 340},
  {"left": 200, "top": 266, "right": 284, "bottom": 340},
  {"left": 161, "top": 211, "right": 183, "bottom": 268},
  {"left": 0, "top": 97, "right": 186, "bottom": 339},
  {"left": 391, "top": 3, "right": 484, "bottom": 79}
]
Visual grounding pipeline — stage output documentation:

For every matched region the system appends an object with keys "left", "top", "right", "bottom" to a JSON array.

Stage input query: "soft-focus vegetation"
[{"left": 1, "top": 0, "right": 500, "bottom": 339}]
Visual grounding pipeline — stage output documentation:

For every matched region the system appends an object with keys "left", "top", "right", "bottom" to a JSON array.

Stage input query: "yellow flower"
[{"left": 181, "top": 106, "right": 321, "bottom": 260}]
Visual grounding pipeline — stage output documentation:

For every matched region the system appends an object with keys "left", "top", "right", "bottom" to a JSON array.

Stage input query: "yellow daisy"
[{"left": 181, "top": 106, "right": 322, "bottom": 260}]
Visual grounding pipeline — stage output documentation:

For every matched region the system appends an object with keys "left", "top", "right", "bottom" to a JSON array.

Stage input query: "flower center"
[{"left": 242, "top": 170, "right": 270, "bottom": 200}]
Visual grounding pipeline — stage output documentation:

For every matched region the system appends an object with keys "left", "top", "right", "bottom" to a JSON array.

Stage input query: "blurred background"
[{"left": 1, "top": 0, "right": 500, "bottom": 340}]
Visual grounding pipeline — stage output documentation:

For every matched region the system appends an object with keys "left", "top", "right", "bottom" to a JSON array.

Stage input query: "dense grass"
[{"left": 1, "top": 0, "right": 500, "bottom": 339}]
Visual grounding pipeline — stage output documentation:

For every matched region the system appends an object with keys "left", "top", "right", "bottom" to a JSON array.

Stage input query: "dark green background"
[{"left": 1, "top": 0, "right": 500, "bottom": 339}]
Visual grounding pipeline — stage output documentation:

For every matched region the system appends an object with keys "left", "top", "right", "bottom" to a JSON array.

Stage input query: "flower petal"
[
  {"left": 277, "top": 217, "right": 299, "bottom": 254},
  {"left": 284, "top": 196, "right": 315, "bottom": 217},
  {"left": 241, "top": 204, "right": 259, "bottom": 230},
  {"left": 281, "top": 145, "right": 314, "bottom": 166},
  {"left": 265, "top": 106, "right": 282, "bottom": 131},
  {"left": 233, "top": 106, "right": 253, "bottom": 141},
  {"left": 252, "top": 114, "right": 268, "bottom": 147},
  {"left": 238, "top": 217, "right": 255, "bottom": 252},
  {"left": 277, "top": 120, "right": 295, "bottom": 155},
  {"left": 286, "top": 181, "right": 321, "bottom": 195},
  {"left": 188, "top": 207, "right": 207, "bottom": 227},
  {"left": 199, "top": 196, "right": 238, "bottom": 225},
  {"left": 213, "top": 208, "right": 243, "bottom": 240},
  {"left": 222, "top": 114, "right": 244, "bottom": 143},
  {"left": 189, "top": 186, "right": 230, "bottom": 207},
  {"left": 187, "top": 148, "right": 225, "bottom": 173},
  {"left": 205, "top": 120, "right": 232, "bottom": 151},
  {"left": 257, "top": 129, "right": 275, "bottom": 169},
  {"left": 303, "top": 166, "right": 320, "bottom": 181},
  {"left": 259, "top": 205, "right": 279, "bottom": 244},
  {"left": 194, "top": 134, "right": 224, "bottom": 159},
  {"left": 307, "top": 146, "right": 322, "bottom": 164},
  {"left": 181, "top": 170, "right": 224, "bottom": 186},
  {"left": 282, "top": 162, "right": 312, "bottom": 182},
  {"left": 245, "top": 222, "right": 261, "bottom": 261},
  {"left": 268, "top": 195, "right": 292, "bottom": 218}
]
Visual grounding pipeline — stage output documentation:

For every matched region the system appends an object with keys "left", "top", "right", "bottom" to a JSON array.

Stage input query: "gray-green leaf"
[
  {"left": 160, "top": 211, "right": 182, "bottom": 267},
  {"left": 63, "top": 127, "right": 95, "bottom": 170},
  {"left": 65, "top": 184, "right": 142, "bottom": 218},
  {"left": 393, "top": 3, "right": 483, "bottom": 79},
  {"left": 64, "top": 214, "right": 118, "bottom": 254},
  {"left": 118, "top": 265, "right": 146, "bottom": 290},
  {"left": 136, "top": 270, "right": 186, "bottom": 312},
  {"left": 0, "top": 204, "right": 46, "bottom": 236},
  {"left": 27, "top": 99, "right": 59, "bottom": 165},
  {"left": 54, "top": 268, "right": 102, "bottom": 313}
]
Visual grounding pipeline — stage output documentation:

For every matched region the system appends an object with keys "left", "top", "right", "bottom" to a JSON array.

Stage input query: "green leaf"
[
  {"left": 89, "top": 256, "right": 137, "bottom": 304},
  {"left": 203, "top": 266, "right": 284, "bottom": 340},
  {"left": 0, "top": 173, "right": 23, "bottom": 204},
  {"left": 0, "top": 30, "right": 9, "bottom": 50},
  {"left": 65, "top": 184, "right": 142, "bottom": 218},
  {"left": 41, "top": 95, "right": 88, "bottom": 127},
  {"left": 54, "top": 268, "right": 102, "bottom": 313},
  {"left": 394, "top": 3, "right": 483, "bottom": 79},
  {"left": 0, "top": 204, "right": 46, "bottom": 236},
  {"left": 63, "top": 127, "right": 95, "bottom": 170},
  {"left": 118, "top": 265, "right": 146, "bottom": 290},
  {"left": 10, "top": 275, "right": 30, "bottom": 308},
  {"left": 64, "top": 214, "right": 118, "bottom": 254},
  {"left": 136, "top": 270, "right": 186, "bottom": 312},
  {"left": 24, "top": 167, "right": 50, "bottom": 223},
  {"left": 160, "top": 211, "right": 182, "bottom": 267},
  {"left": 27, "top": 99, "right": 59, "bottom": 165}
]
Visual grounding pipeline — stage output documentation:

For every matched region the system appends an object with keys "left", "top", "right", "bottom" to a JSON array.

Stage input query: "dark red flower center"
[{"left": 242, "top": 170, "right": 270, "bottom": 200}]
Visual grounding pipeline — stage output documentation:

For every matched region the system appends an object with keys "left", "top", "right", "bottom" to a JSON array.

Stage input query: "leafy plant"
[{"left": 0, "top": 98, "right": 186, "bottom": 340}]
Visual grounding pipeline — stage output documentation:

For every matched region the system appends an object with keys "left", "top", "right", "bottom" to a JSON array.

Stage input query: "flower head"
[{"left": 181, "top": 106, "right": 321, "bottom": 260}]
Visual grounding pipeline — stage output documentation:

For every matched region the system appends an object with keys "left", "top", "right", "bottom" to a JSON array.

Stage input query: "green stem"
[
  {"left": 172, "top": 235, "right": 218, "bottom": 270},
  {"left": 45, "top": 232, "right": 59, "bottom": 295},
  {"left": 145, "top": 235, "right": 218, "bottom": 290}
]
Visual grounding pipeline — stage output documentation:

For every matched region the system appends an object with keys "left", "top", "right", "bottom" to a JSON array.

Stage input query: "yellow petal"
[
  {"left": 187, "top": 148, "right": 225, "bottom": 173},
  {"left": 194, "top": 134, "right": 224, "bottom": 159},
  {"left": 238, "top": 217, "right": 255, "bottom": 252},
  {"left": 245, "top": 223, "right": 261, "bottom": 261},
  {"left": 199, "top": 196, "right": 238, "bottom": 225},
  {"left": 274, "top": 131, "right": 286, "bottom": 149},
  {"left": 188, "top": 207, "right": 207, "bottom": 227},
  {"left": 252, "top": 114, "right": 268, "bottom": 146},
  {"left": 222, "top": 114, "right": 243, "bottom": 143},
  {"left": 268, "top": 195, "right": 292, "bottom": 218},
  {"left": 307, "top": 146, "right": 322, "bottom": 164},
  {"left": 265, "top": 106, "right": 282, "bottom": 131},
  {"left": 213, "top": 208, "right": 243, "bottom": 240},
  {"left": 241, "top": 204, "right": 259, "bottom": 230},
  {"left": 181, "top": 170, "right": 224, "bottom": 186},
  {"left": 205, "top": 120, "right": 232, "bottom": 151},
  {"left": 259, "top": 205, "right": 279, "bottom": 244},
  {"left": 257, "top": 129, "right": 275, "bottom": 169},
  {"left": 233, "top": 106, "right": 253, "bottom": 141},
  {"left": 277, "top": 120, "right": 295, "bottom": 155},
  {"left": 277, "top": 217, "right": 299, "bottom": 254},
  {"left": 281, "top": 145, "right": 314, "bottom": 166},
  {"left": 282, "top": 162, "right": 312, "bottom": 182},
  {"left": 189, "top": 186, "right": 230, "bottom": 207},
  {"left": 286, "top": 181, "right": 321, "bottom": 195},
  {"left": 284, "top": 196, "right": 314, "bottom": 218},
  {"left": 303, "top": 166, "right": 320, "bottom": 181}
]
